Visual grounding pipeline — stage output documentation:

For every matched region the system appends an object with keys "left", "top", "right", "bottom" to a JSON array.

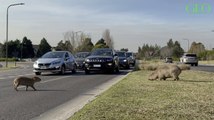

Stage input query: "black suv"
[{"left": 84, "top": 48, "right": 120, "bottom": 74}]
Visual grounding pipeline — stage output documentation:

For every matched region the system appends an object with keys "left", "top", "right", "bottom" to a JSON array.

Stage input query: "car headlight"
[
  {"left": 123, "top": 59, "right": 127, "bottom": 62},
  {"left": 34, "top": 61, "right": 38, "bottom": 65},
  {"left": 85, "top": 58, "right": 90, "bottom": 62},
  {"left": 52, "top": 61, "right": 61, "bottom": 65}
]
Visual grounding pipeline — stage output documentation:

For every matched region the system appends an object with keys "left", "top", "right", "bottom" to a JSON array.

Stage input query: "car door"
[
  {"left": 64, "top": 52, "right": 72, "bottom": 70},
  {"left": 69, "top": 53, "right": 76, "bottom": 70}
]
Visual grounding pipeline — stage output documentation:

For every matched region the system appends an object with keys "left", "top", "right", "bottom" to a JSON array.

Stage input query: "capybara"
[
  {"left": 148, "top": 65, "right": 181, "bottom": 81},
  {"left": 13, "top": 76, "right": 41, "bottom": 91}
]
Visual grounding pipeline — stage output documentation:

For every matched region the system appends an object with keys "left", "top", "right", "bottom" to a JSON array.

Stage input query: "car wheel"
[
  {"left": 35, "top": 72, "right": 41, "bottom": 75},
  {"left": 85, "top": 69, "right": 90, "bottom": 74},
  {"left": 195, "top": 63, "right": 198, "bottom": 66},
  {"left": 60, "top": 65, "right": 65, "bottom": 75},
  {"left": 126, "top": 65, "right": 130, "bottom": 69},
  {"left": 115, "top": 66, "right": 120, "bottom": 73},
  {"left": 72, "top": 64, "right": 77, "bottom": 73}
]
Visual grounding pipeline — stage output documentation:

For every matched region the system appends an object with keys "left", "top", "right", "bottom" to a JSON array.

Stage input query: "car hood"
[
  {"left": 75, "top": 58, "right": 85, "bottom": 62},
  {"left": 119, "top": 57, "right": 126, "bottom": 60},
  {"left": 36, "top": 58, "right": 62, "bottom": 63},
  {"left": 86, "top": 56, "right": 113, "bottom": 59}
]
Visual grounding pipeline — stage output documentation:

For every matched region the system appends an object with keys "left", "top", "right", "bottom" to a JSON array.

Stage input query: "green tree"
[
  {"left": 120, "top": 48, "right": 129, "bottom": 52},
  {"left": 55, "top": 40, "right": 74, "bottom": 53},
  {"left": 167, "top": 39, "right": 174, "bottom": 48},
  {"left": 21, "top": 37, "right": 35, "bottom": 58},
  {"left": 189, "top": 42, "right": 205, "bottom": 55},
  {"left": 2, "top": 39, "right": 21, "bottom": 58},
  {"left": 172, "top": 41, "right": 184, "bottom": 58},
  {"left": 93, "top": 38, "right": 109, "bottom": 50},
  {"left": 36, "top": 38, "right": 51, "bottom": 57},
  {"left": 76, "top": 38, "right": 94, "bottom": 52}
]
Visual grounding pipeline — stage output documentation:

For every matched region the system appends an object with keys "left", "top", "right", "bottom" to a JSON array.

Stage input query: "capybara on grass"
[
  {"left": 148, "top": 65, "right": 181, "bottom": 81},
  {"left": 13, "top": 76, "right": 41, "bottom": 91}
]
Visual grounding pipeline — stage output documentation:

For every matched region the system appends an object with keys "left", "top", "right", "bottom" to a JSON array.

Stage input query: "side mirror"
[{"left": 114, "top": 53, "right": 118, "bottom": 56}]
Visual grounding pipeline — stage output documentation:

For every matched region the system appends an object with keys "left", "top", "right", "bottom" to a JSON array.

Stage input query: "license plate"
[
  {"left": 93, "top": 64, "right": 101, "bottom": 67},
  {"left": 40, "top": 66, "right": 47, "bottom": 69}
]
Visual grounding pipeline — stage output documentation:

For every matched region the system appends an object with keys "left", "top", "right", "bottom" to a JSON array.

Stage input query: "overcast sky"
[{"left": 0, "top": 0, "right": 214, "bottom": 52}]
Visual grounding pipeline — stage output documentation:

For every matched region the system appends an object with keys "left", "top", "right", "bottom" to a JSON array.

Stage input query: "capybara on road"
[
  {"left": 13, "top": 76, "right": 41, "bottom": 91},
  {"left": 148, "top": 65, "right": 181, "bottom": 81}
]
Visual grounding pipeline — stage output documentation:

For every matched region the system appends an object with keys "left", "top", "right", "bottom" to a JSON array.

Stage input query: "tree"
[
  {"left": 172, "top": 41, "right": 184, "bottom": 58},
  {"left": 55, "top": 40, "right": 74, "bottom": 53},
  {"left": 76, "top": 38, "right": 94, "bottom": 52},
  {"left": 21, "top": 37, "right": 35, "bottom": 58},
  {"left": 93, "top": 38, "right": 109, "bottom": 50},
  {"left": 120, "top": 48, "right": 129, "bottom": 52},
  {"left": 36, "top": 38, "right": 51, "bottom": 57},
  {"left": 102, "top": 29, "right": 114, "bottom": 49},
  {"left": 167, "top": 38, "right": 174, "bottom": 48},
  {"left": 0, "top": 43, "right": 3, "bottom": 57},
  {"left": 189, "top": 42, "right": 205, "bottom": 55},
  {"left": 138, "top": 44, "right": 160, "bottom": 59}
]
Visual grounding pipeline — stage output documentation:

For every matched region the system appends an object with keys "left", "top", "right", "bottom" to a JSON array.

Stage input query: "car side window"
[{"left": 65, "top": 52, "right": 69, "bottom": 60}]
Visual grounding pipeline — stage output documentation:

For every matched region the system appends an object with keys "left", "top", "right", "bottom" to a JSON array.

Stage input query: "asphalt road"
[
  {"left": 0, "top": 65, "right": 129, "bottom": 120},
  {"left": 190, "top": 65, "right": 214, "bottom": 72}
]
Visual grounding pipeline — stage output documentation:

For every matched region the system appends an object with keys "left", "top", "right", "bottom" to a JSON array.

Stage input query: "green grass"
[
  {"left": 0, "top": 62, "right": 18, "bottom": 71},
  {"left": 199, "top": 60, "right": 214, "bottom": 65},
  {"left": 69, "top": 70, "right": 214, "bottom": 120}
]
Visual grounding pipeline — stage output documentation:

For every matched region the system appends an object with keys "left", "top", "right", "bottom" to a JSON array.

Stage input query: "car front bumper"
[{"left": 84, "top": 62, "right": 116, "bottom": 71}]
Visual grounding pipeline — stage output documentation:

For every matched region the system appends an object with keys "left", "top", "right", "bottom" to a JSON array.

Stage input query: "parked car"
[
  {"left": 116, "top": 51, "right": 130, "bottom": 69},
  {"left": 126, "top": 52, "right": 136, "bottom": 66},
  {"left": 74, "top": 52, "right": 90, "bottom": 69},
  {"left": 33, "top": 51, "right": 77, "bottom": 75},
  {"left": 84, "top": 48, "right": 120, "bottom": 74},
  {"left": 180, "top": 53, "right": 198, "bottom": 66},
  {"left": 165, "top": 57, "right": 173, "bottom": 63}
]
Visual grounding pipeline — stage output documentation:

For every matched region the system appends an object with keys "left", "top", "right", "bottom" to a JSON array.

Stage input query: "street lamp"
[
  {"left": 6, "top": 3, "right": 24, "bottom": 67},
  {"left": 183, "top": 38, "right": 190, "bottom": 52}
]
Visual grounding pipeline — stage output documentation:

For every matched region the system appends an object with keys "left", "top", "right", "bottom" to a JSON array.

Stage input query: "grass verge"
[
  {"left": 69, "top": 70, "right": 214, "bottom": 120},
  {"left": 0, "top": 62, "right": 18, "bottom": 71}
]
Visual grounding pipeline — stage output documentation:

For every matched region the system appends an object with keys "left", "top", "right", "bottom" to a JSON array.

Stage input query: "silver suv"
[{"left": 180, "top": 53, "right": 198, "bottom": 66}]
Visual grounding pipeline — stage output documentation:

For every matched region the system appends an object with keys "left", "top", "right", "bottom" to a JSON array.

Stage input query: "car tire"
[
  {"left": 72, "top": 64, "right": 77, "bottom": 73},
  {"left": 115, "top": 66, "right": 120, "bottom": 73},
  {"left": 195, "top": 63, "right": 198, "bottom": 66},
  {"left": 126, "top": 65, "right": 130, "bottom": 69},
  {"left": 85, "top": 69, "right": 90, "bottom": 74},
  {"left": 60, "top": 65, "right": 65, "bottom": 75},
  {"left": 35, "top": 72, "right": 41, "bottom": 75}
]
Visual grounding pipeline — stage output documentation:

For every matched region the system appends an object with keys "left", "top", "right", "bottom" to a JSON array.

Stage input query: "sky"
[{"left": 0, "top": 0, "right": 214, "bottom": 52}]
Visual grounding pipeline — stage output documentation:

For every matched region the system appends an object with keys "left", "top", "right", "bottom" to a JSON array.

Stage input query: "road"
[
  {"left": 0, "top": 63, "right": 129, "bottom": 120},
  {"left": 190, "top": 65, "right": 214, "bottom": 72}
]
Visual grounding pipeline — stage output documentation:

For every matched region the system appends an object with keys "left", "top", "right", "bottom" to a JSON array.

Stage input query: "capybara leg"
[
  {"left": 14, "top": 85, "right": 18, "bottom": 91},
  {"left": 14, "top": 84, "right": 19, "bottom": 91},
  {"left": 31, "top": 85, "right": 37, "bottom": 91}
]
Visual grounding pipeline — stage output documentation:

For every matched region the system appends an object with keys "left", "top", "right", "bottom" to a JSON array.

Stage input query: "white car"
[
  {"left": 180, "top": 53, "right": 198, "bottom": 66},
  {"left": 33, "top": 51, "right": 77, "bottom": 75}
]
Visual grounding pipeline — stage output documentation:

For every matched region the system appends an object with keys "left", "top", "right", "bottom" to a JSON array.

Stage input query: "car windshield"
[
  {"left": 42, "top": 52, "right": 64, "bottom": 58},
  {"left": 91, "top": 49, "right": 112, "bottom": 56},
  {"left": 126, "top": 53, "right": 132, "bottom": 57},
  {"left": 75, "top": 52, "right": 90, "bottom": 58},
  {"left": 117, "top": 52, "right": 126, "bottom": 57},
  {"left": 185, "top": 54, "right": 197, "bottom": 57}
]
